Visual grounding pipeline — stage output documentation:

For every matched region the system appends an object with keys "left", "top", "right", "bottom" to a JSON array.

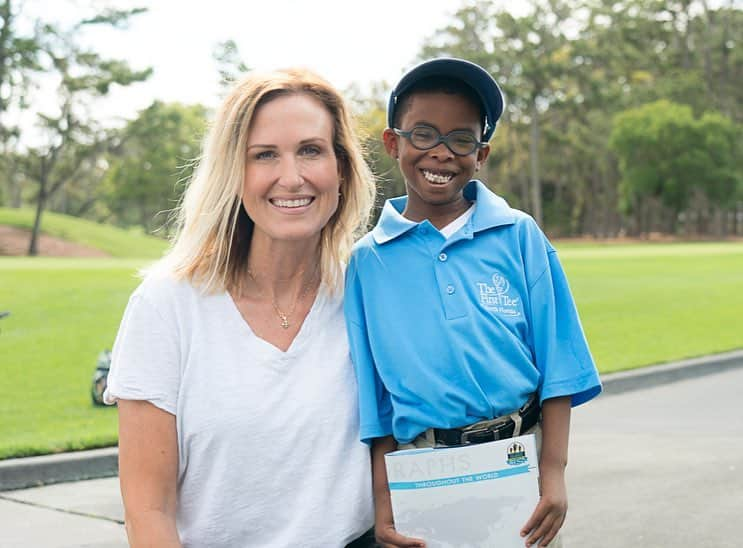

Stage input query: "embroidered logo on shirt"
[{"left": 477, "top": 273, "right": 521, "bottom": 317}]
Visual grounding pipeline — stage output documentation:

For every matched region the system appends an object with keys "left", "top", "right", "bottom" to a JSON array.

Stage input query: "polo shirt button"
[
  {"left": 438, "top": 252, "right": 448, "bottom": 262},
  {"left": 420, "top": 226, "right": 428, "bottom": 234},
  {"left": 446, "top": 285, "right": 455, "bottom": 294}
]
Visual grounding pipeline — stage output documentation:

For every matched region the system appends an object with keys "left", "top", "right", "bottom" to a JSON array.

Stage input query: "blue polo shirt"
[{"left": 344, "top": 180, "right": 602, "bottom": 444}]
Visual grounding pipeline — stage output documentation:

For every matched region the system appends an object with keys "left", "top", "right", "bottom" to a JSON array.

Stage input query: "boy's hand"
[
  {"left": 375, "top": 518, "right": 426, "bottom": 547},
  {"left": 521, "top": 395, "right": 572, "bottom": 547},
  {"left": 371, "top": 436, "right": 426, "bottom": 547},
  {"left": 520, "top": 464, "right": 567, "bottom": 546}
]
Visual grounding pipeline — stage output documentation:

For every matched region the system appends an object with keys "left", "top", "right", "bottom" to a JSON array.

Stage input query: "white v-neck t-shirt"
[{"left": 105, "top": 275, "right": 373, "bottom": 547}]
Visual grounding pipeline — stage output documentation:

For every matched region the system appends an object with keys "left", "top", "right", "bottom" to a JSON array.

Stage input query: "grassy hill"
[{"left": 0, "top": 208, "right": 169, "bottom": 259}]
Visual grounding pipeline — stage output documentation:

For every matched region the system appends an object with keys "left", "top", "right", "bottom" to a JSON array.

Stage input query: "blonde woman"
[{"left": 104, "top": 69, "right": 376, "bottom": 547}]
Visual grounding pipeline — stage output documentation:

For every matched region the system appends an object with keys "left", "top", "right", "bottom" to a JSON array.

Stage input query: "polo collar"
[
  {"left": 466, "top": 180, "right": 516, "bottom": 232},
  {"left": 371, "top": 196, "right": 418, "bottom": 244},
  {"left": 372, "top": 180, "right": 516, "bottom": 245}
]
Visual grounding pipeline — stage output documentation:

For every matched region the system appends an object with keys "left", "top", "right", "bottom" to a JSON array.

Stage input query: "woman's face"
[{"left": 243, "top": 93, "right": 340, "bottom": 247}]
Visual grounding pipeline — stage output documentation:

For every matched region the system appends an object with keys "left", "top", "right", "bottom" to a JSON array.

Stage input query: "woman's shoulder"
[{"left": 131, "top": 272, "right": 208, "bottom": 314}]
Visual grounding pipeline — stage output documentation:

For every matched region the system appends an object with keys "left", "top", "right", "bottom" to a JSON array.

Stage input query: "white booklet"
[{"left": 385, "top": 434, "right": 540, "bottom": 548}]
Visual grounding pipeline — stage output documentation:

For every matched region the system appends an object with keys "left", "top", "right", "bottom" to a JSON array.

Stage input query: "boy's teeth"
[
  {"left": 423, "top": 170, "right": 453, "bottom": 184},
  {"left": 272, "top": 198, "right": 312, "bottom": 208}
]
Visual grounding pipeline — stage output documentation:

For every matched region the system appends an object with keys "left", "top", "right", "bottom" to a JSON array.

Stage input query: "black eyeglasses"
[{"left": 393, "top": 125, "right": 486, "bottom": 156}]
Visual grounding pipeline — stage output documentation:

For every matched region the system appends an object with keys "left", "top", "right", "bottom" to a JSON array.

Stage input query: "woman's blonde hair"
[{"left": 150, "top": 68, "right": 376, "bottom": 293}]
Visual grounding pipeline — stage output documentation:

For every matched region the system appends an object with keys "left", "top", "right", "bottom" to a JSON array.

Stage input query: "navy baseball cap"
[{"left": 387, "top": 57, "right": 505, "bottom": 142}]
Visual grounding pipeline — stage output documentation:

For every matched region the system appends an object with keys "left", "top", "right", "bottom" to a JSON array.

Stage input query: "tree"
[
  {"left": 421, "top": 0, "right": 577, "bottom": 227},
  {"left": 0, "top": 0, "right": 41, "bottom": 206},
  {"left": 0, "top": 0, "right": 40, "bottom": 126},
  {"left": 213, "top": 39, "right": 249, "bottom": 91},
  {"left": 609, "top": 100, "right": 741, "bottom": 235},
  {"left": 102, "top": 101, "right": 207, "bottom": 232},
  {"left": 22, "top": 7, "right": 151, "bottom": 255},
  {"left": 413, "top": 0, "right": 742, "bottom": 237}
]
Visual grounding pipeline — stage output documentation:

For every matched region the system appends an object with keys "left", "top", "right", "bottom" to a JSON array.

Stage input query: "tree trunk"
[
  {"left": 699, "top": 0, "right": 716, "bottom": 105},
  {"left": 719, "top": 0, "right": 733, "bottom": 116},
  {"left": 669, "top": 209, "right": 678, "bottom": 235},
  {"left": 529, "top": 102, "right": 542, "bottom": 227},
  {"left": 10, "top": 173, "right": 22, "bottom": 207},
  {"left": 29, "top": 182, "right": 46, "bottom": 256},
  {"left": 28, "top": 155, "right": 51, "bottom": 256},
  {"left": 73, "top": 195, "right": 97, "bottom": 217},
  {"left": 712, "top": 207, "right": 724, "bottom": 238},
  {"left": 641, "top": 199, "right": 650, "bottom": 237}
]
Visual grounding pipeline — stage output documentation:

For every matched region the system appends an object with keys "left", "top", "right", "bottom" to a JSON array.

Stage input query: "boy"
[{"left": 344, "top": 58, "right": 602, "bottom": 548}]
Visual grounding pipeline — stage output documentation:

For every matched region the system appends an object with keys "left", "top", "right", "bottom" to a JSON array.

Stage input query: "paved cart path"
[
  {"left": 563, "top": 366, "right": 743, "bottom": 547},
  {"left": 1, "top": 363, "right": 742, "bottom": 547}
]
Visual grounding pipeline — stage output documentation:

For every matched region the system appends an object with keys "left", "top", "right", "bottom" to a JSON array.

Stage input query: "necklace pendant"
[{"left": 279, "top": 314, "right": 290, "bottom": 329}]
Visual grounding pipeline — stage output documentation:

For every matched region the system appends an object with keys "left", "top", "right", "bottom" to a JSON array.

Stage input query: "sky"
[{"left": 21, "top": 0, "right": 492, "bottom": 127}]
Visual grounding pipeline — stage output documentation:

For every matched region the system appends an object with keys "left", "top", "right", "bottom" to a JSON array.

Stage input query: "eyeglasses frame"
[{"left": 392, "top": 125, "right": 488, "bottom": 157}]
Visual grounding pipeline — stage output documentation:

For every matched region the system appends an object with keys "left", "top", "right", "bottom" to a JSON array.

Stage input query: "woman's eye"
[
  {"left": 300, "top": 145, "right": 321, "bottom": 156},
  {"left": 254, "top": 150, "right": 276, "bottom": 160}
]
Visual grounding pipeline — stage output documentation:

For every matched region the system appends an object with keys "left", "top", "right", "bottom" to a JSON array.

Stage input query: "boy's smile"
[
  {"left": 422, "top": 168, "right": 455, "bottom": 184},
  {"left": 383, "top": 91, "right": 490, "bottom": 228}
]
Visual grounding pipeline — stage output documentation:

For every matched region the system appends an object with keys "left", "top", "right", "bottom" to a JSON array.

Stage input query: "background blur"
[{"left": 2, "top": 0, "right": 740, "bottom": 247}]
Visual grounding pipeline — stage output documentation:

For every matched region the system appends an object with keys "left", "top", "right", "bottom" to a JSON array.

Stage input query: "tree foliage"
[
  {"left": 102, "top": 101, "right": 207, "bottom": 232},
  {"left": 610, "top": 100, "right": 741, "bottom": 231},
  {"left": 16, "top": 6, "right": 152, "bottom": 254},
  {"left": 214, "top": 39, "right": 249, "bottom": 91},
  {"left": 2, "top": 0, "right": 741, "bottom": 241},
  {"left": 397, "top": 0, "right": 743, "bottom": 237},
  {"left": 0, "top": 0, "right": 41, "bottom": 123}
]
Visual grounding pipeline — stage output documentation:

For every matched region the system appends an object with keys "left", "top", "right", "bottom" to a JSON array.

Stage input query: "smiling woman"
[
  {"left": 102, "top": 69, "right": 377, "bottom": 547},
  {"left": 242, "top": 94, "right": 342, "bottom": 257}
]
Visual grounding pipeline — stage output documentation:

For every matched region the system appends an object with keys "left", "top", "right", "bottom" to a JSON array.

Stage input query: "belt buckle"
[{"left": 460, "top": 425, "right": 497, "bottom": 444}]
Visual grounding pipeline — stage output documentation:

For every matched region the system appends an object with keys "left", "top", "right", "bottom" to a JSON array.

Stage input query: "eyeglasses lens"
[{"left": 408, "top": 126, "right": 477, "bottom": 155}]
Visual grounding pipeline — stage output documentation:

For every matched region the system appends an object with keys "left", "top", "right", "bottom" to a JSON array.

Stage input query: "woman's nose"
[{"left": 277, "top": 157, "right": 304, "bottom": 189}]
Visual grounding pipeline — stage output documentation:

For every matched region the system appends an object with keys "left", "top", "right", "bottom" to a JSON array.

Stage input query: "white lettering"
[{"left": 477, "top": 274, "right": 521, "bottom": 317}]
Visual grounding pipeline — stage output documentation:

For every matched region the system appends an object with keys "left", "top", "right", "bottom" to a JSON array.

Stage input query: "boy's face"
[{"left": 383, "top": 91, "right": 490, "bottom": 222}]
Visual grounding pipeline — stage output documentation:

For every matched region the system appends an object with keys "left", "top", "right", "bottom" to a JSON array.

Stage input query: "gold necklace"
[{"left": 246, "top": 268, "right": 318, "bottom": 329}]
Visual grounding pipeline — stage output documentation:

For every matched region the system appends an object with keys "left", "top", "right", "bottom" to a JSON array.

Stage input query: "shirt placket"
[{"left": 421, "top": 230, "right": 467, "bottom": 320}]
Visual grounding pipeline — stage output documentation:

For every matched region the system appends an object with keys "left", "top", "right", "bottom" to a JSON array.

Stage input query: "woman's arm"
[
  {"left": 521, "top": 396, "right": 571, "bottom": 547},
  {"left": 118, "top": 399, "right": 182, "bottom": 548}
]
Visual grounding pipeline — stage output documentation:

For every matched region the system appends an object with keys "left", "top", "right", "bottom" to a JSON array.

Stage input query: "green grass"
[
  {"left": 0, "top": 207, "right": 169, "bottom": 258},
  {"left": 0, "top": 241, "right": 742, "bottom": 458},
  {"left": 559, "top": 242, "right": 743, "bottom": 373},
  {"left": 0, "top": 258, "right": 149, "bottom": 459}
]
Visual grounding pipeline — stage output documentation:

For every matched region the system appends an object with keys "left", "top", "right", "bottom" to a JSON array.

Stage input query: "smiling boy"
[{"left": 344, "top": 58, "right": 602, "bottom": 547}]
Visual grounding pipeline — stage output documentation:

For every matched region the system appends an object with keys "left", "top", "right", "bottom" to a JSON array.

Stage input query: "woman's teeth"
[
  {"left": 271, "top": 198, "right": 312, "bottom": 208},
  {"left": 423, "top": 170, "right": 454, "bottom": 184}
]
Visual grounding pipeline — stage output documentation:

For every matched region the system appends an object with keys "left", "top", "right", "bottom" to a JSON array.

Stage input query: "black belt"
[{"left": 432, "top": 395, "right": 541, "bottom": 446}]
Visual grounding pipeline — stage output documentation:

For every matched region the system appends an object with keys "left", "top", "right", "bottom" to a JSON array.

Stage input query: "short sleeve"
[
  {"left": 103, "top": 287, "right": 181, "bottom": 415},
  {"left": 529, "top": 248, "right": 602, "bottom": 407},
  {"left": 344, "top": 256, "right": 393, "bottom": 444}
]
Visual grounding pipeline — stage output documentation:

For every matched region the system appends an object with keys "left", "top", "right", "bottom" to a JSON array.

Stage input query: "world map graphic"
[{"left": 395, "top": 494, "right": 532, "bottom": 548}]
